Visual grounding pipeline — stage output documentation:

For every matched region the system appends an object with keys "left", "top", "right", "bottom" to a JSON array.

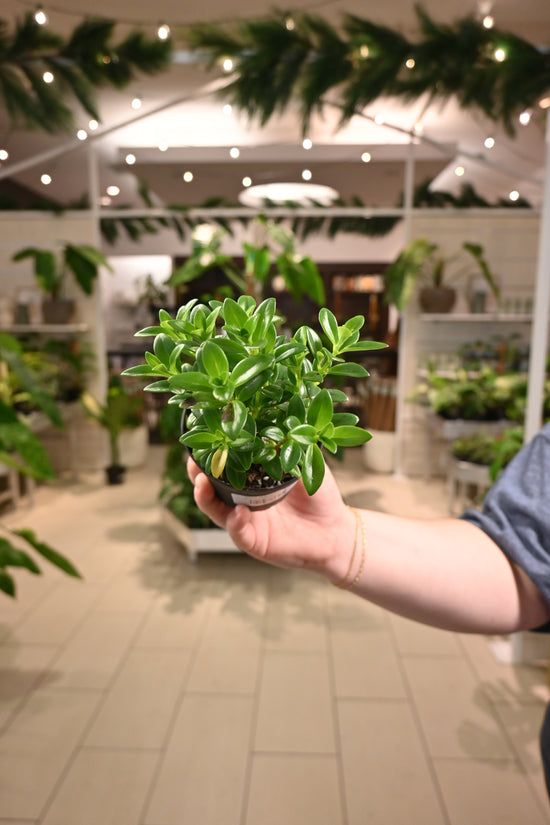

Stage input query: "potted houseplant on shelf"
[
  {"left": 123, "top": 295, "right": 386, "bottom": 509},
  {"left": 81, "top": 376, "right": 145, "bottom": 485},
  {"left": 12, "top": 242, "right": 113, "bottom": 324},
  {"left": 383, "top": 238, "right": 499, "bottom": 313}
]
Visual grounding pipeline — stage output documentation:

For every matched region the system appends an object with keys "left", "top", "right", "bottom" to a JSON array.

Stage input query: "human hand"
[{"left": 187, "top": 457, "right": 355, "bottom": 581}]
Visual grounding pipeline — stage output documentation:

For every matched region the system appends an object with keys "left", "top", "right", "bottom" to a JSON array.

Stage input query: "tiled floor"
[{"left": 0, "top": 446, "right": 549, "bottom": 824}]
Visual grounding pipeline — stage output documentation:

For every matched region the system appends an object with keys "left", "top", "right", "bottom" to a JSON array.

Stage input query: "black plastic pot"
[
  {"left": 208, "top": 472, "right": 298, "bottom": 511},
  {"left": 106, "top": 464, "right": 126, "bottom": 485}
]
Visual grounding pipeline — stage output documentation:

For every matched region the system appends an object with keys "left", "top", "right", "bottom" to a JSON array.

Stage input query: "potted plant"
[
  {"left": 81, "top": 376, "right": 145, "bottom": 484},
  {"left": 383, "top": 238, "right": 499, "bottom": 313},
  {"left": 12, "top": 242, "right": 113, "bottom": 323},
  {"left": 167, "top": 218, "right": 326, "bottom": 308},
  {"left": 123, "top": 295, "right": 386, "bottom": 508},
  {"left": 0, "top": 332, "right": 82, "bottom": 596}
]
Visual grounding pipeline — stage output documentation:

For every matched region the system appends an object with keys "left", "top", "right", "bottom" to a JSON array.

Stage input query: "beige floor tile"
[
  {"left": 134, "top": 580, "right": 217, "bottom": 649},
  {"left": 338, "top": 698, "right": 445, "bottom": 825},
  {"left": 434, "top": 757, "right": 549, "bottom": 825},
  {"left": 326, "top": 582, "right": 389, "bottom": 631},
  {"left": 11, "top": 580, "right": 101, "bottom": 645},
  {"left": 495, "top": 702, "right": 550, "bottom": 809},
  {"left": 0, "top": 644, "right": 59, "bottom": 728},
  {"left": 0, "top": 688, "right": 100, "bottom": 819},
  {"left": 47, "top": 611, "right": 144, "bottom": 690},
  {"left": 254, "top": 651, "right": 336, "bottom": 753},
  {"left": 85, "top": 648, "right": 192, "bottom": 748},
  {"left": 245, "top": 754, "right": 343, "bottom": 825},
  {"left": 144, "top": 694, "right": 253, "bottom": 825},
  {"left": 403, "top": 656, "right": 513, "bottom": 759},
  {"left": 389, "top": 613, "right": 462, "bottom": 656},
  {"left": 186, "top": 601, "right": 264, "bottom": 694},
  {"left": 330, "top": 627, "right": 407, "bottom": 699},
  {"left": 458, "top": 633, "right": 550, "bottom": 705},
  {"left": 263, "top": 572, "right": 327, "bottom": 652},
  {"left": 41, "top": 748, "right": 159, "bottom": 825}
]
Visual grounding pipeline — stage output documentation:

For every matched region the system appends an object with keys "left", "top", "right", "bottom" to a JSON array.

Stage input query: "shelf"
[
  {"left": 420, "top": 313, "right": 532, "bottom": 322},
  {"left": 1, "top": 323, "right": 89, "bottom": 335}
]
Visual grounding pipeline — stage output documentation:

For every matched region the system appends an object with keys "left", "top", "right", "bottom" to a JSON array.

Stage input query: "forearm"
[{"left": 335, "top": 509, "right": 550, "bottom": 634}]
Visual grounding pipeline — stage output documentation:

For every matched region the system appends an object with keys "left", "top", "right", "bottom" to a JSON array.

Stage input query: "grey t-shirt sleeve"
[{"left": 460, "top": 424, "right": 550, "bottom": 613}]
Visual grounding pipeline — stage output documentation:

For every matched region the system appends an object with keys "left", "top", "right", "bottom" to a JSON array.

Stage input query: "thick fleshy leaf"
[
  {"left": 332, "top": 425, "right": 372, "bottom": 446},
  {"left": 302, "top": 443, "right": 325, "bottom": 495},
  {"left": 281, "top": 441, "right": 301, "bottom": 472},
  {"left": 200, "top": 340, "right": 229, "bottom": 380},
  {"left": 289, "top": 424, "right": 317, "bottom": 445},
  {"left": 231, "top": 354, "right": 272, "bottom": 387},
  {"left": 221, "top": 400, "right": 247, "bottom": 439},
  {"left": 211, "top": 447, "right": 228, "bottom": 477},
  {"left": 306, "top": 388, "right": 333, "bottom": 430},
  {"left": 328, "top": 362, "right": 368, "bottom": 377},
  {"left": 319, "top": 307, "right": 339, "bottom": 344}
]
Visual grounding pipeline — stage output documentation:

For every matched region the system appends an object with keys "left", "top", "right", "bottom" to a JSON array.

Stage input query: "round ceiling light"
[{"left": 238, "top": 182, "right": 339, "bottom": 207}]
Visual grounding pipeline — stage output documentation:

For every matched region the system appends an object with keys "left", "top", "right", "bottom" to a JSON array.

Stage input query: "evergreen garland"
[
  {"left": 185, "top": 6, "right": 550, "bottom": 135},
  {"left": 0, "top": 13, "right": 172, "bottom": 132}
]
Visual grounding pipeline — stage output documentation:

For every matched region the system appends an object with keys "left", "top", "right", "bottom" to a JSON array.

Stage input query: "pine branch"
[{"left": 0, "top": 13, "right": 173, "bottom": 132}]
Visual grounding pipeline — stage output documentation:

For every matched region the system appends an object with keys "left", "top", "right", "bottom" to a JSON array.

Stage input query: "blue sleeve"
[{"left": 460, "top": 423, "right": 550, "bottom": 615}]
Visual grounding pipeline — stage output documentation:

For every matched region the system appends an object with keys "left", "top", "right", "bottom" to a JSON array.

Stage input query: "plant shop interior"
[{"left": 1, "top": 0, "right": 550, "bottom": 822}]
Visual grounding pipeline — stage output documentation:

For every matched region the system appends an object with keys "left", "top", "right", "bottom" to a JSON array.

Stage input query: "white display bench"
[{"left": 161, "top": 506, "right": 239, "bottom": 563}]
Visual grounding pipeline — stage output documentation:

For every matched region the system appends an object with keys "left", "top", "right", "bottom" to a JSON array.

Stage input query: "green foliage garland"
[
  {"left": 185, "top": 6, "right": 550, "bottom": 135},
  {"left": 0, "top": 13, "right": 172, "bottom": 132}
]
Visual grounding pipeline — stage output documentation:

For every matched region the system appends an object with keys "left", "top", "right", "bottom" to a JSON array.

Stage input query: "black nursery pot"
[
  {"left": 208, "top": 472, "right": 298, "bottom": 511},
  {"left": 106, "top": 464, "right": 126, "bottom": 485}
]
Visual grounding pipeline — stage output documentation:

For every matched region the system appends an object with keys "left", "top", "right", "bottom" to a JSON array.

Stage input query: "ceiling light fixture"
[
  {"left": 76, "top": 129, "right": 87, "bottom": 141},
  {"left": 106, "top": 185, "right": 120, "bottom": 196},
  {"left": 301, "top": 169, "right": 312, "bottom": 181},
  {"left": 238, "top": 182, "right": 338, "bottom": 207},
  {"left": 519, "top": 110, "right": 532, "bottom": 125},
  {"left": 509, "top": 190, "right": 520, "bottom": 201},
  {"left": 157, "top": 23, "right": 170, "bottom": 40},
  {"left": 361, "top": 151, "right": 372, "bottom": 163},
  {"left": 183, "top": 171, "right": 193, "bottom": 182},
  {"left": 89, "top": 119, "right": 99, "bottom": 131},
  {"left": 34, "top": 7, "right": 47, "bottom": 25},
  {"left": 242, "top": 176, "right": 252, "bottom": 187},
  {"left": 405, "top": 58, "right": 415, "bottom": 69},
  {"left": 222, "top": 58, "right": 233, "bottom": 72},
  {"left": 131, "top": 97, "right": 142, "bottom": 110},
  {"left": 539, "top": 97, "right": 550, "bottom": 110},
  {"left": 0, "top": 149, "right": 8, "bottom": 161},
  {"left": 285, "top": 17, "right": 295, "bottom": 31},
  {"left": 125, "top": 153, "right": 136, "bottom": 165},
  {"left": 484, "top": 136, "right": 495, "bottom": 148},
  {"left": 482, "top": 15, "right": 494, "bottom": 28},
  {"left": 229, "top": 147, "right": 240, "bottom": 158},
  {"left": 42, "top": 71, "right": 54, "bottom": 84},
  {"left": 302, "top": 138, "right": 312, "bottom": 150},
  {"left": 493, "top": 47, "right": 506, "bottom": 62},
  {"left": 40, "top": 173, "right": 52, "bottom": 185},
  {"left": 454, "top": 165, "right": 465, "bottom": 177},
  {"left": 374, "top": 113, "right": 385, "bottom": 125},
  {"left": 223, "top": 104, "right": 232, "bottom": 115},
  {"left": 158, "top": 142, "right": 168, "bottom": 152}
]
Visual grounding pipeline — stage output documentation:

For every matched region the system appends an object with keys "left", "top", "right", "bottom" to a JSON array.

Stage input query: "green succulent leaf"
[
  {"left": 306, "top": 388, "right": 333, "bottom": 430},
  {"left": 328, "top": 362, "right": 369, "bottom": 377},
  {"left": 319, "top": 308, "right": 339, "bottom": 345},
  {"left": 200, "top": 340, "right": 229, "bottom": 380},
  {"left": 303, "top": 443, "right": 325, "bottom": 495},
  {"left": 332, "top": 425, "right": 372, "bottom": 446},
  {"left": 281, "top": 441, "right": 302, "bottom": 471},
  {"left": 231, "top": 354, "right": 272, "bottom": 387},
  {"left": 289, "top": 424, "right": 317, "bottom": 445}
]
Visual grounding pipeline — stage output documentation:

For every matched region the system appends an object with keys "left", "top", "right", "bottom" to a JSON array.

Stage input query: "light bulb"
[
  {"left": 89, "top": 119, "right": 99, "bottom": 131},
  {"left": 494, "top": 47, "right": 506, "bottom": 62},
  {"left": 519, "top": 110, "right": 531, "bottom": 125},
  {"left": 302, "top": 169, "right": 312, "bottom": 181},
  {"left": 509, "top": 190, "right": 520, "bottom": 201},
  {"left": 183, "top": 171, "right": 193, "bottom": 182},
  {"left": 454, "top": 165, "right": 465, "bottom": 177},
  {"left": 229, "top": 147, "right": 240, "bottom": 158},
  {"left": 484, "top": 136, "right": 495, "bottom": 148},
  {"left": 482, "top": 15, "right": 494, "bottom": 28},
  {"left": 42, "top": 71, "right": 54, "bottom": 84},
  {"left": 405, "top": 58, "right": 415, "bottom": 69},
  {"left": 242, "top": 176, "right": 252, "bottom": 187},
  {"left": 361, "top": 151, "right": 371, "bottom": 163},
  {"left": 125, "top": 153, "right": 136, "bottom": 165},
  {"left": 285, "top": 17, "right": 295, "bottom": 31},
  {"left": 374, "top": 114, "right": 385, "bottom": 125},
  {"left": 157, "top": 24, "right": 170, "bottom": 40},
  {"left": 76, "top": 129, "right": 87, "bottom": 141},
  {"left": 106, "top": 185, "right": 120, "bottom": 196},
  {"left": 34, "top": 8, "right": 47, "bottom": 25},
  {"left": 0, "top": 149, "right": 8, "bottom": 161},
  {"left": 41, "top": 173, "right": 52, "bottom": 185},
  {"left": 222, "top": 58, "right": 233, "bottom": 72},
  {"left": 158, "top": 142, "right": 168, "bottom": 152},
  {"left": 302, "top": 138, "right": 312, "bottom": 150},
  {"left": 131, "top": 97, "right": 142, "bottom": 110},
  {"left": 223, "top": 104, "right": 232, "bottom": 116}
]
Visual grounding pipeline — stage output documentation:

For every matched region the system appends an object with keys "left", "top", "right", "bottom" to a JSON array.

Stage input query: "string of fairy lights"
[{"left": 0, "top": 3, "right": 546, "bottom": 206}]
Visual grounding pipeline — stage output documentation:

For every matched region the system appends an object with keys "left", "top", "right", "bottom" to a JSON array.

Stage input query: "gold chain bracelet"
[{"left": 333, "top": 506, "right": 366, "bottom": 590}]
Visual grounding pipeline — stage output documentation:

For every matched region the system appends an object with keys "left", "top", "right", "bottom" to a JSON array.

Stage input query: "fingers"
[{"left": 192, "top": 471, "right": 233, "bottom": 529}]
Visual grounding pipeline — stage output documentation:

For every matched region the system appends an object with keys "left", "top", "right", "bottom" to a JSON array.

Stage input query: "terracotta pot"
[{"left": 418, "top": 286, "right": 456, "bottom": 313}]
